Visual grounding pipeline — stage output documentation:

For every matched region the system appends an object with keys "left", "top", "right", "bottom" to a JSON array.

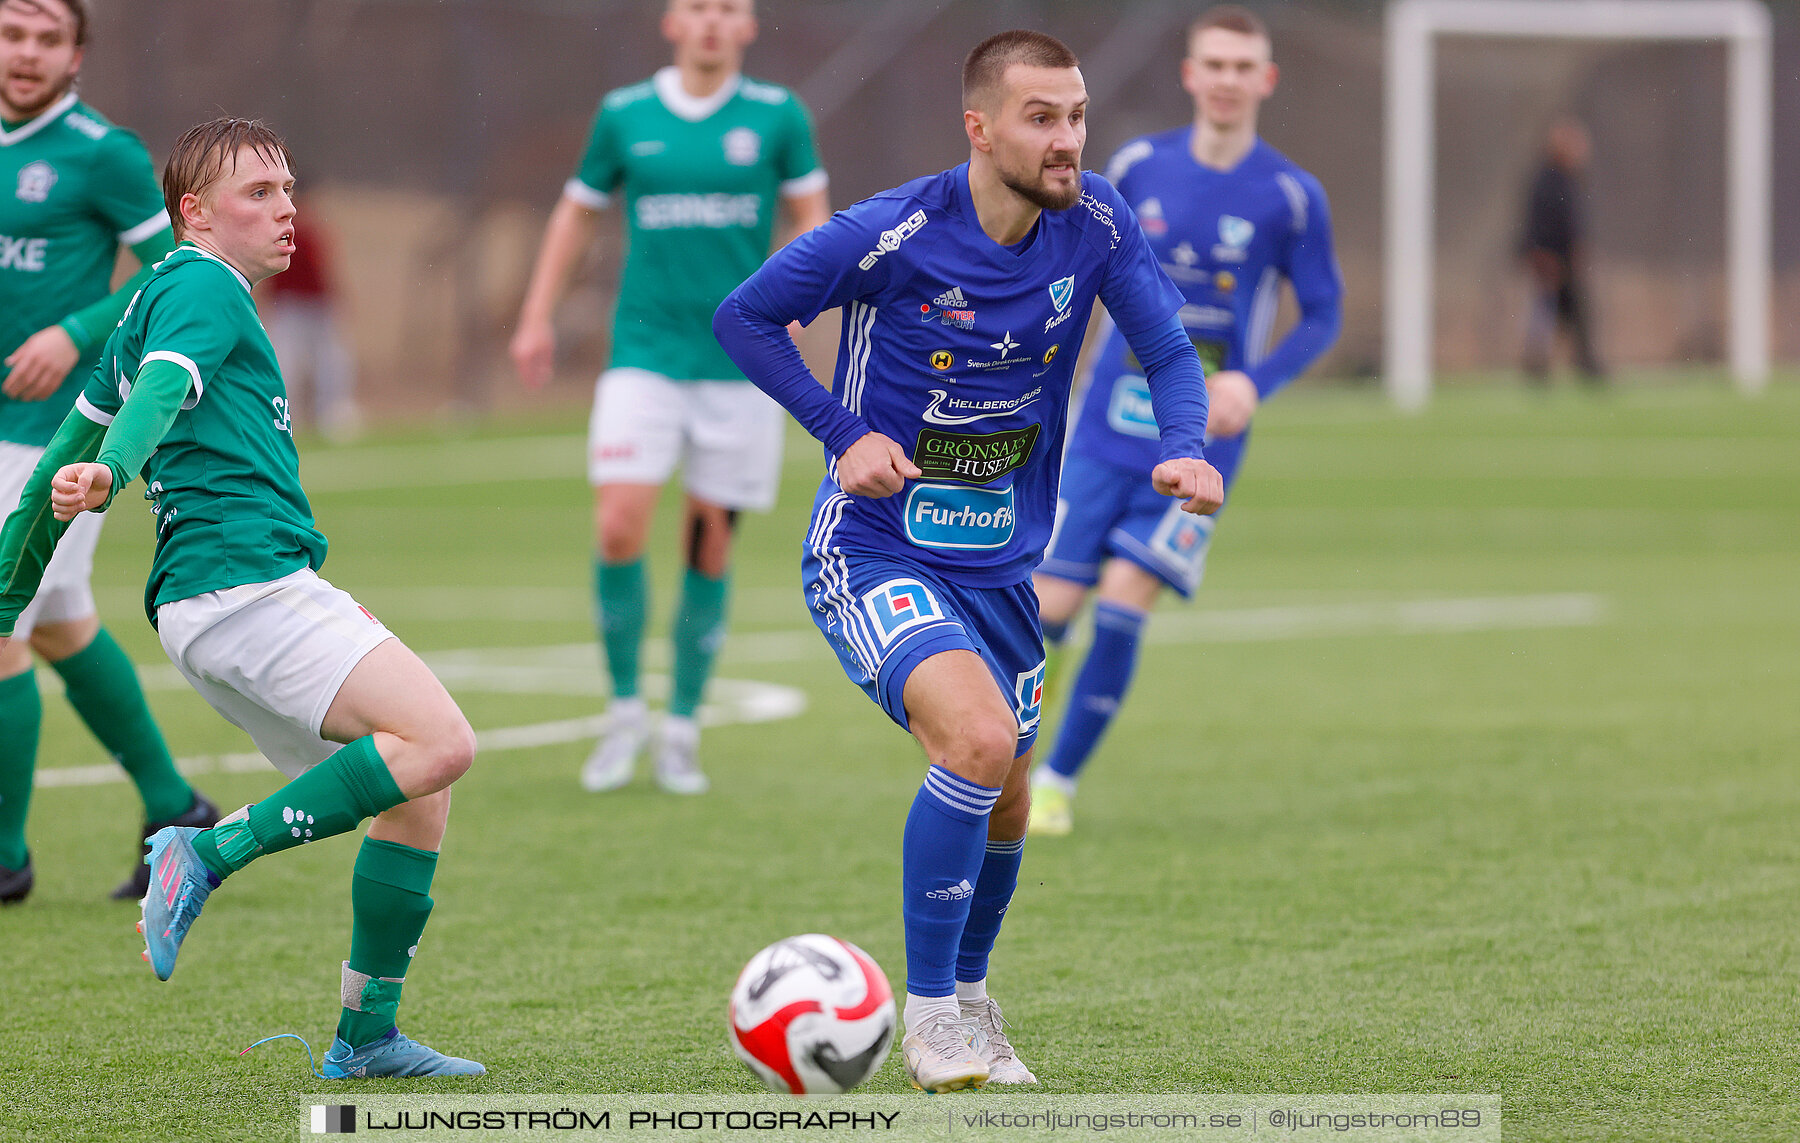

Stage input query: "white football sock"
[
  {"left": 905, "top": 992, "right": 960, "bottom": 1032},
  {"left": 955, "top": 978, "right": 988, "bottom": 1005}
]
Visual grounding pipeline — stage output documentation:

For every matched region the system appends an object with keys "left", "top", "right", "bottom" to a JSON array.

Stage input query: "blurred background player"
[
  {"left": 0, "top": 118, "right": 483, "bottom": 1077},
  {"left": 717, "top": 30, "right": 1222, "bottom": 1091},
  {"left": 262, "top": 212, "right": 362, "bottom": 442},
  {"left": 1520, "top": 116, "right": 1604, "bottom": 384},
  {"left": 509, "top": 0, "right": 828, "bottom": 795},
  {"left": 0, "top": 0, "right": 214, "bottom": 905},
  {"left": 1029, "top": 5, "right": 1342, "bottom": 836}
]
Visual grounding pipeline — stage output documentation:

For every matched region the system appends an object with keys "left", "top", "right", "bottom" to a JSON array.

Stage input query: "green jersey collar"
[
  {"left": 178, "top": 242, "right": 255, "bottom": 296},
  {"left": 0, "top": 90, "right": 78, "bottom": 147},
  {"left": 652, "top": 66, "right": 740, "bottom": 123}
]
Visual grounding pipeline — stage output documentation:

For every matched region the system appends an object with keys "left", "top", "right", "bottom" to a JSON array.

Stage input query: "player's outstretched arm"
[
  {"left": 510, "top": 196, "right": 602, "bottom": 388},
  {"left": 715, "top": 205, "right": 898, "bottom": 464},
  {"left": 0, "top": 410, "right": 107, "bottom": 639}
]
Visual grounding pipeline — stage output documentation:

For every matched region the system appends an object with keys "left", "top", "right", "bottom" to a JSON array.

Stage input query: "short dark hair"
[
  {"left": 163, "top": 118, "right": 295, "bottom": 239},
  {"left": 1188, "top": 5, "right": 1269, "bottom": 46},
  {"left": 4, "top": 0, "right": 87, "bottom": 45},
  {"left": 962, "top": 29, "right": 1079, "bottom": 110}
]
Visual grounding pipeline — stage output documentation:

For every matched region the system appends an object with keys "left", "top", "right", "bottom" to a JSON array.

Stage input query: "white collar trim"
[
  {"left": 0, "top": 91, "right": 78, "bottom": 147},
  {"left": 185, "top": 244, "right": 255, "bottom": 295},
  {"left": 653, "top": 66, "right": 740, "bottom": 122}
]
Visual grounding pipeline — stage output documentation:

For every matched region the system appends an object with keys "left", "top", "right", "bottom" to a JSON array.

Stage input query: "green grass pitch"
[{"left": 2, "top": 376, "right": 1796, "bottom": 1140}]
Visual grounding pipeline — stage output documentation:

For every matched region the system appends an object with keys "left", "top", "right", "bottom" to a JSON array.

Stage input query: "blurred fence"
[{"left": 75, "top": 0, "right": 1800, "bottom": 414}]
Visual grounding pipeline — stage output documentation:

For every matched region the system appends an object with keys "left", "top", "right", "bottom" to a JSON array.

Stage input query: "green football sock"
[
  {"left": 669, "top": 567, "right": 729, "bottom": 719},
  {"left": 594, "top": 557, "right": 647, "bottom": 699},
  {"left": 49, "top": 627, "right": 192, "bottom": 822},
  {"left": 338, "top": 836, "right": 438, "bottom": 1047},
  {"left": 0, "top": 670, "right": 41, "bottom": 869},
  {"left": 189, "top": 736, "right": 406, "bottom": 880}
]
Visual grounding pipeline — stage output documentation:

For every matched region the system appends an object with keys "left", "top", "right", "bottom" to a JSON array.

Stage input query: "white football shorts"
[
  {"left": 156, "top": 568, "right": 394, "bottom": 777},
  {"left": 587, "top": 367, "right": 785, "bottom": 511},
  {"left": 0, "top": 440, "right": 103, "bottom": 639}
]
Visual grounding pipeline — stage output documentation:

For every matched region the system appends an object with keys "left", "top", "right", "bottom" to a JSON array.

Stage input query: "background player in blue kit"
[
  {"left": 716, "top": 30, "right": 1222, "bottom": 1092},
  {"left": 1029, "top": 6, "right": 1343, "bottom": 837}
]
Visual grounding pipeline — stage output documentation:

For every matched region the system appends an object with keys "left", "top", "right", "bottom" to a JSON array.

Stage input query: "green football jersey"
[
  {"left": 79, "top": 245, "right": 327, "bottom": 621},
  {"left": 1, "top": 92, "right": 171, "bottom": 446},
  {"left": 568, "top": 68, "right": 824, "bottom": 382}
]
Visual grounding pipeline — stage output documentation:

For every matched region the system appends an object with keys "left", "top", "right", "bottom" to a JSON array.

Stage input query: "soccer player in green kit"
[
  {"left": 0, "top": 0, "right": 216, "bottom": 906},
  {"left": 511, "top": 0, "right": 828, "bottom": 794},
  {"left": 0, "top": 119, "right": 483, "bottom": 1078}
]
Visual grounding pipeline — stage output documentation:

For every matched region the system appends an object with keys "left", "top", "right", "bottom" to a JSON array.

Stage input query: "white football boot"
[
  {"left": 963, "top": 995, "right": 1037, "bottom": 1083},
  {"left": 653, "top": 715, "right": 709, "bottom": 795},
  {"left": 902, "top": 1010, "right": 988, "bottom": 1092},
  {"left": 581, "top": 698, "right": 647, "bottom": 792}
]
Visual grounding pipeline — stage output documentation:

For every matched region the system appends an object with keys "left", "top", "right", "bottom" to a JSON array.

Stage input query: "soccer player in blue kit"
[
  {"left": 715, "top": 30, "right": 1223, "bottom": 1093},
  {"left": 1029, "top": 6, "right": 1343, "bottom": 836}
]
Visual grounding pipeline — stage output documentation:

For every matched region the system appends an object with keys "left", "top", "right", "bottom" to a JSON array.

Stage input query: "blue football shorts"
[
  {"left": 1038, "top": 451, "right": 1219, "bottom": 598},
  {"left": 800, "top": 541, "right": 1045, "bottom": 758}
]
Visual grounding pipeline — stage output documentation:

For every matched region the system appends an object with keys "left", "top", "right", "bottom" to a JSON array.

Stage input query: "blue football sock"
[
  {"left": 1044, "top": 600, "right": 1145, "bottom": 785},
  {"left": 902, "top": 765, "right": 1001, "bottom": 998},
  {"left": 956, "top": 836, "right": 1024, "bottom": 984}
]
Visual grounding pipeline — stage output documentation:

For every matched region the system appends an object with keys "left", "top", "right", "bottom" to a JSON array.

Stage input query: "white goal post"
[{"left": 1383, "top": 0, "right": 1772, "bottom": 407}]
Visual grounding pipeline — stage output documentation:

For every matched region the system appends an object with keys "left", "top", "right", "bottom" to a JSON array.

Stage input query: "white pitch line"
[
  {"left": 31, "top": 592, "right": 1604, "bottom": 788},
  {"left": 33, "top": 675, "right": 806, "bottom": 790}
]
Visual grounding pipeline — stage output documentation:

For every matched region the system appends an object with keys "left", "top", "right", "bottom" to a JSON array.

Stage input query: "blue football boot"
[
  {"left": 321, "top": 1028, "right": 486, "bottom": 1078},
  {"left": 136, "top": 826, "right": 219, "bottom": 980}
]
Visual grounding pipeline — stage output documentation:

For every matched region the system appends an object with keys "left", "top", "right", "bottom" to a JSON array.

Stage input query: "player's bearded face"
[
  {"left": 991, "top": 66, "right": 1088, "bottom": 212},
  {"left": 0, "top": 0, "right": 82, "bottom": 119}
]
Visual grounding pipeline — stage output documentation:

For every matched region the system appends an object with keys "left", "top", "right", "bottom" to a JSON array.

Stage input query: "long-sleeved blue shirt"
[
  {"left": 1070, "top": 132, "right": 1342, "bottom": 487},
  {"left": 715, "top": 163, "right": 1209, "bottom": 587}
]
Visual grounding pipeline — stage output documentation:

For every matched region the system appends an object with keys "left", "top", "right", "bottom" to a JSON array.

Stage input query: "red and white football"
[{"left": 727, "top": 934, "right": 896, "bottom": 1094}]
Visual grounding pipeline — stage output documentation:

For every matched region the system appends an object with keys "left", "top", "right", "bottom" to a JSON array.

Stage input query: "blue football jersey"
[
  {"left": 1069, "top": 132, "right": 1342, "bottom": 483},
  {"left": 716, "top": 164, "right": 1209, "bottom": 587}
]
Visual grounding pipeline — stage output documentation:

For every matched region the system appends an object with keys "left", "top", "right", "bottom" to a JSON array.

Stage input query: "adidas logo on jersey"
[
  {"left": 926, "top": 879, "right": 975, "bottom": 901},
  {"left": 932, "top": 286, "right": 968, "bottom": 309}
]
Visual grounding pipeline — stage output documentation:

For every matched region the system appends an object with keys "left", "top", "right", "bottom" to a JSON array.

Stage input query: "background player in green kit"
[
  {"left": 510, "top": 0, "right": 828, "bottom": 795},
  {"left": 0, "top": 0, "right": 214, "bottom": 906},
  {"left": 0, "top": 119, "right": 484, "bottom": 1078}
]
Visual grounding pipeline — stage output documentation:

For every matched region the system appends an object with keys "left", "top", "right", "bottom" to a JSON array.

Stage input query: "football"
[{"left": 727, "top": 934, "right": 897, "bottom": 1094}]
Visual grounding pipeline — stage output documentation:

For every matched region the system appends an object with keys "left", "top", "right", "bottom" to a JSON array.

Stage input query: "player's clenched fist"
[
  {"left": 835, "top": 431, "right": 922, "bottom": 498},
  {"left": 50, "top": 462, "right": 114, "bottom": 522},
  {"left": 1152, "top": 456, "right": 1223, "bottom": 515}
]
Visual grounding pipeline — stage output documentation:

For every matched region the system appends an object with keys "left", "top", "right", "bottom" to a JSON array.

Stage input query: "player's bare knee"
[
  {"left": 597, "top": 524, "right": 642, "bottom": 564},
  {"left": 942, "top": 717, "right": 1017, "bottom": 788},
  {"left": 413, "top": 715, "right": 477, "bottom": 790}
]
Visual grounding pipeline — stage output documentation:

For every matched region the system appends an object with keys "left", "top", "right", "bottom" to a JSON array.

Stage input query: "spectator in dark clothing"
[{"left": 1520, "top": 118, "right": 1604, "bottom": 383}]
